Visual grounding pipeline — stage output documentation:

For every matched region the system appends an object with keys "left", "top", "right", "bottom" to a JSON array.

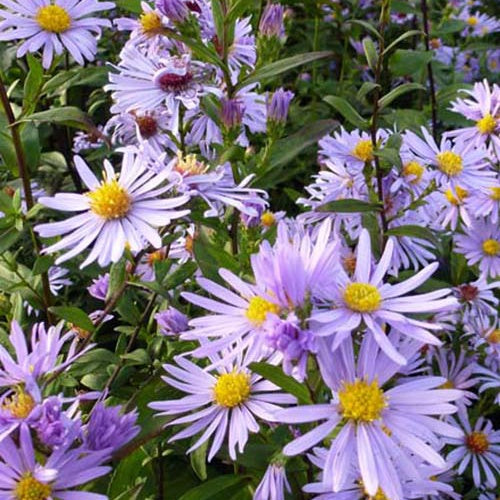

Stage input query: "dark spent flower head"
[
  {"left": 267, "top": 88, "right": 294, "bottom": 124},
  {"left": 259, "top": 3, "right": 285, "bottom": 38}
]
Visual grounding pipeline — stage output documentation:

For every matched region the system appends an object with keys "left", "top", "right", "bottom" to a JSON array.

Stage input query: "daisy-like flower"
[
  {"left": 312, "top": 228, "right": 458, "bottom": 364},
  {"left": 403, "top": 127, "right": 493, "bottom": 189},
  {"left": 0, "top": 0, "right": 115, "bottom": 69},
  {"left": 431, "top": 185, "right": 473, "bottom": 230},
  {"left": 254, "top": 462, "right": 291, "bottom": 500},
  {"left": 453, "top": 276, "right": 499, "bottom": 321},
  {"left": 0, "top": 386, "right": 40, "bottom": 441},
  {"left": 445, "top": 410, "right": 500, "bottom": 489},
  {"left": 35, "top": 148, "right": 190, "bottom": 268},
  {"left": 0, "top": 425, "right": 110, "bottom": 499},
  {"left": 454, "top": 218, "right": 500, "bottom": 279},
  {"left": 468, "top": 182, "right": 500, "bottom": 225},
  {"left": 475, "top": 365, "right": 500, "bottom": 404},
  {"left": 446, "top": 79, "right": 500, "bottom": 149},
  {"left": 148, "top": 354, "right": 295, "bottom": 460},
  {"left": 457, "top": 10, "right": 500, "bottom": 38},
  {"left": 275, "top": 336, "right": 463, "bottom": 500}
]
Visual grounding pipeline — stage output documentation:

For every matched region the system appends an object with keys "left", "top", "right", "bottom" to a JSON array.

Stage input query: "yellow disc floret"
[
  {"left": 402, "top": 161, "right": 424, "bottom": 184},
  {"left": 339, "top": 379, "right": 387, "bottom": 422},
  {"left": 343, "top": 283, "right": 381, "bottom": 313},
  {"left": 15, "top": 474, "right": 51, "bottom": 500},
  {"left": 467, "top": 16, "right": 478, "bottom": 26},
  {"left": 490, "top": 187, "right": 500, "bottom": 201},
  {"left": 436, "top": 151, "right": 463, "bottom": 177},
  {"left": 466, "top": 431, "right": 489, "bottom": 454},
  {"left": 2, "top": 390, "right": 35, "bottom": 419},
  {"left": 245, "top": 296, "right": 280, "bottom": 325},
  {"left": 260, "top": 211, "right": 276, "bottom": 227},
  {"left": 36, "top": 5, "right": 71, "bottom": 33},
  {"left": 213, "top": 371, "right": 251, "bottom": 408},
  {"left": 482, "top": 238, "right": 500, "bottom": 256},
  {"left": 140, "top": 11, "right": 162, "bottom": 34},
  {"left": 445, "top": 185, "right": 468, "bottom": 205},
  {"left": 88, "top": 179, "right": 131, "bottom": 220},
  {"left": 352, "top": 140, "right": 374, "bottom": 163},
  {"left": 175, "top": 152, "right": 208, "bottom": 176},
  {"left": 487, "top": 329, "right": 500, "bottom": 344},
  {"left": 476, "top": 113, "right": 497, "bottom": 135}
]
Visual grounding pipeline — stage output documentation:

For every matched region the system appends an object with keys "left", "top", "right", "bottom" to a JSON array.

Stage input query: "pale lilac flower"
[
  {"left": 267, "top": 88, "right": 294, "bottom": 124},
  {"left": 149, "top": 354, "right": 295, "bottom": 460},
  {"left": 453, "top": 277, "right": 499, "bottom": 321},
  {"left": 157, "top": 0, "right": 189, "bottom": 22},
  {"left": 228, "top": 17, "right": 256, "bottom": 78},
  {"left": 468, "top": 183, "right": 500, "bottom": 225},
  {"left": 0, "top": 0, "right": 114, "bottom": 68},
  {"left": 156, "top": 306, "right": 189, "bottom": 335},
  {"left": 312, "top": 229, "right": 458, "bottom": 364},
  {"left": 454, "top": 218, "right": 500, "bottom": 279},
  {"left": 73, "top": 126, "right": 106, "bottom": 154},
  {"left": 457, "top": 10, "right": 500, "bottom": 38},
  {"left": 259, "top": 3, "right": 285, "bottom": 38},
  {"left": 475, "top": 365, "right": 500, "bottom": 404},
  {"left": 36, "top": 148, "right": 190, "bottom": 268},
  {"left": 254, "top": 463, "right": 291, "bottom": 500},
  {"left": 88, "top": 274, "right": 110, "bottom": 301}
]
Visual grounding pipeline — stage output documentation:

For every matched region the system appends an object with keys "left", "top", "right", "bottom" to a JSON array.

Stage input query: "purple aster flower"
[
  {"left": 275, "top": 336, "right": 463, "bottom": 500},
  {"left": 0, "top": 387, "right": 40, "bottom": 442},
  {"left": 254, "top": 463, "right": 291, "bottom": 500},
  {"left": 149, "top": 354, "right": 295, "bottom": 460},
  {"left": 0, "top": 0, "right": 115, "bottom": 69},
  {"left": 156, "top": 306, "right": 189, "bottom": 335},
  {"left": 453, "top": 276, "right": 499, "bottom": 321},
  {"left": 220, "top": 97, "right": 244, "bottom": 131},
  {"left": 454, "top": 218, "right": 500, "bottom": 279},
  {"left": 267, "top": 88, "right": 294, "bottom": 124},
  {"left": 455, "top": 51, "right": 480, "bottom": 83},
  {"left": 88, "top": 273, "right": 110, "bottom": 301},
  {"left": 157, "top": 0, "right": 189, "bottom": 22},
  {"left": 475, "top": 365, "right": 500, "bottom": 404},
  {"left": 228, "top": 17, "right": 257, "bottom": 78},
  {"left": 445, "top": 409, "right": 500, "bottom": 489},
  {"left": 0, "top": 425, "right": 110, "bottom": 499},
  {"left": 36, "top": 148, "right": 190, "bottom": 268},
  {"left": 312, "top": 228, "right": 458, "bottom": 365},
  {"left": 72, "top": 126, "right": 106, "bottom": 154},
  {"left": 468, "top": 182, "right": 500, "bottom": 225},
  {"left": 259, "top": 3, "right": 285, "bottom": 38},
  {"left": 83, "top": 403, "right": 139, "bottom": 454}
]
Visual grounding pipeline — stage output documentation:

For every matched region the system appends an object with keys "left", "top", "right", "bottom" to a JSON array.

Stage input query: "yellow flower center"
[
  {"left": 466, "top": 431, "right": 489, "bottom": 454},
  {"left": 445, "top": 185, "right": 468, "bottom": 205},
  {"left": 440, "top": 380, "right": 454, "bottom": 389},
  {"left": 490, "top": 187, "right": 500, "bottom": 201},
  {"left": 2, "top": 390, "right": 35, "bottom": 419},
  {"left": 260, "top": 211, "right": 276, "bottom": 227},
  {"left": 467, "top": 16, "right": 478, "bottom": 26},
  {"left": 476, "top": 114, "right": 497, "bottom": 135},
  {"left": 402, "top": 161, "right": 424, "bottom": 184},
  {"left": 482, "top": 239, "right": 500, "bottom": 256},
  {"left": 436, "top": 151, "right": 463, "bottom": 177},
  {"left": 88, "top": 179, "right": 131, "bottom": 220},
  {"left": 36, "top": 5, "right": 71, "bottom": 33},
  {"left": 343, "top": 283, "right": 381, "bottom": 312},
  {"left": 245, "top": 296, "right": 280, "bottom": 325},
  {"left": 175, "top": 152, "right": 208, "bottom": 176},
  {"left": 15, "top": 475, "right": 51, "bottom": 500},
  {"left": 213, "top": 372, "right": 251, "bottom": 408},
  {"left": 352, "top": 140, "right": 374, "bottom": 162},
  {"left": 487, "top": 329, "right": 500, "bottom": 344},
  {"left": 140, "top": 11, "right": 162, "bottom": 34},
  {"left": 339, "top": 379, "right": 387, "bottom": 422}
]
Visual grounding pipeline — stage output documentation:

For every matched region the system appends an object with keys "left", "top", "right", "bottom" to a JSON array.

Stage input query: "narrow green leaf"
[
  {"left": 163, "top": 261, "right": 198, "bottom": 290},
  {"left": 211, "top": 0, "right": 225, "bottom": 47},
  {"left": 389, "top": 50, "right": 433, "bottom": 76},
  {"left": 347, "top": 20, "right": 382, "bottom": 40},
  {"left": 362, "top": 38, "right": 378, "bottom": 71},
  {"left": 106, "top": 259, "right": 127, "bottom": 302},
  {"left": 238, "top": 51, "right": 333, "bottom": 89},
  {"left": 317, "top": 199, "right": 382, "bottom": 213},
  {"left": 190, "top": 440, "right": 208, "bottom": 480},
  {"left": 49, "top": 306, "right": 94, "bottom": 331},
  {"left": 374, "top": 147, "right": 402, "bottom": 169},
  {"left": 32, "top": 255, "right": 53, "bottom": 275},
  {"left": 19, "top": 106, "right": 94, "bottom": 131},
  {"left": 383, "top": 30, "right": 423, "bottom": 55},
  {"left": 357, "top": 82, "right": 380, "bottom": 100},
  {"left": 378, "top": 83, "right": 425, "bottom": 110},
  {"left": 323, "top": 96, "right": 369, "bottom": 129},
  {"left": 23, "top": 54, "right": 43, "bottom": 115},
  {"left": 0, "top": 227, "right": 20, "bottom": 253},
  {"left": 249, "top": 362, "right": 311, "bottom": 404},
  {"left": 179, "top": 475, "right": 249, "bottom": 500},
  {"left": 386, "top": 225, "right": 438, "bottom": 245}
]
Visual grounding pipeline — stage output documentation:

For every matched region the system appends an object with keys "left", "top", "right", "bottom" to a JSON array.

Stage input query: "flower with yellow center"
[
  {"left": 402, "top": 161, "right": 424, "bottom": 184},
  {"left": 338, "top": 379, "right": 387, "bottom": 422},
  {"left": 343, "top": 283, "right": 382, "bottom": 313},
  {"left": 2, "top": 390, "right": 35, "bottom": 419},
  {"left": 36, "top": 4, "right": 71, "bottom": 33},
  {"left": 260, "top": 211, "right": 276, "bottom": 227},
  {"left": 476, "top": 113, "right": 497, "bottom": 135},
  {"left": 465, "top": 431, "right": 489, "bottom": 454},
  {"left": 15, "top": 474, "right": 51, "bottom": 500},
  {"left": 445, "top": 185, "right": 468, "bottom": 205},
  {"left": 482, "top": 238, "right": 500, "bottom": 256},
  {"left": 87, "top": 178, "right": 131, "bottom": 220},
  {"left": 140, "top": 11, "right": 162, "bottom": 34},
  {"left": 467, "top": 16, "right": 478, "bottom": 26},
  {"left": 436, "top": 151, "right": 463, "bottom": 177},
  {"left": 245, "top": 296, "right": 280, "bottom": 325},
  {"left": 489, "top": 187, "right": 500, "bottom": 201},
  {"left": 175, "top": 152, "right": 208, "bottom": 176},
  {"left": 352, "top": 140, "right": 374, "bottom": 163},
  {"left": 213, "top": 372, "right": 251, "bottom": 408}
]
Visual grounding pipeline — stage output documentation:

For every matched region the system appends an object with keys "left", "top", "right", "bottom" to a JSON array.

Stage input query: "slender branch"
[
  {"left": 0, "top": 72, "right": 53, "bottom": 323},
  {"left": 421, "top": 0, "right": 438, "bottom": 139}
]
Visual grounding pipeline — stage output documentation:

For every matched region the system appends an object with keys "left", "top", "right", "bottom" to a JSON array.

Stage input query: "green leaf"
[
  {"left": 23, "top": 54, "right": 44, "bottom": 115},
  {"left": 20, "top": 106, "right": 94, "bottom": 131},
  {"left": 0, "top": 227, "right": 21, "bottom": 253},
  {"left": 32, "top": 255, "right": 53, "bottom": 275},
  {"left": 106, "top": 259, "right": 127, "bottom": 302},
  {"left": 249, "top": 362, "right": 311, "bottom": 404},
  {"left": 21, "top": 123, "right": 40, "bottom": 171},
  {"left": 238, "top": 51, "right": 333, "bottom": 89},
  {"left": 211, "top": 0, "right": 225, "bottom": 47},
  {"left": 389, "top": 50, "right": 432, "bottom": 76},
  {"left": 347, "top": 20, "right": 382, "bottom": 40},
  {"left": 317, "top": 199, "right": 381, "bottom": 213},
  {"left": 362, "top": 38, "right": 378, "bottom": 71},
  {"left": 114, "top": 0, "right": 142, "bottom": 13},
  {"left": 323, "top": 96, "right": 369, "bottom": 129},
  {"left": 383, "top": 30, "right": 423, "bottom": 55},
  {"left": 179, "top": 475, "right": 249, "bottom": 500},
  {"left": 357, "top": 82, "right": 380, "bottom": 100},
  {"left": 374, "top": 147, "right": 402, "bottom": 169},
  {"left": 386, "top": 225, "right": 438, "bottom": 246},
  {"left": 0, "top": 131, "right": 17, "bottom": 172},
  {"left": 378, "top": 83, "right": 425, "bottom": 110},
  {"left": 163, "top": 260, "right": 198, "bottom": 291},
  {"left": 190, "top": 439, "right": 208, "bottom": 480},
  {"left": 49, "top": 306, "right": 94, "bottom": 331}
]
